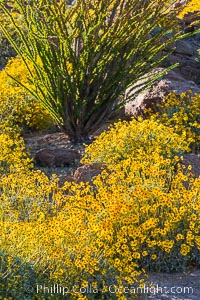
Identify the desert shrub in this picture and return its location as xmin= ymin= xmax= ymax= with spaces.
xmin=82 ymin=118 xmax=191 ymax=165
xmin=82 ymin=118 xmax=200 ymax=272
xmin=0 ymin=0 xmax=188 ymax=142
xmin=0 ymin=56 xmax=54 ymax=131
xmin=153 ymin=92 xmax=200 ymax=153
xmin=2 ymin=171 xmax=200 ymax=297
xmin=1 ymin=119 xmax=200 ymax=299
xmin=0 ymin=175 xmax=146 ymax=299
xmin=90 ymin=160 xmax=200 ymax=273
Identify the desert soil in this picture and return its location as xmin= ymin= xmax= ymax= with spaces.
xmin=145 ymin=268 xmax=200 ymax=300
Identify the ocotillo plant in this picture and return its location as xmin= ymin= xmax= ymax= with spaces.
xmin=0 ymin=0 xmax=191 ymax=142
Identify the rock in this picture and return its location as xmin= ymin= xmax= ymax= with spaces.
xmin=174 ymin=40 xmax=194 ymax=56
xmin=124 ymin=68 xmax=200 ymax=118
xmin=34 ymin=148 xmax=81 ymax=167
xmin=91 ymin=123 xmax=111 ymax=138
xmin=55 ymin=163 xmax=108 ymax=189
xmin=73 ymin=163 xmax=107 ymax=183
xmin=166 ymin=54 xmax=183 ymax=66
xmin=57 ymin=174 xmax=75 ymax=188
xmin=163 ymin=32 xmax=200 ymax=82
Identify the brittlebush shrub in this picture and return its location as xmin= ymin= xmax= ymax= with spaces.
xmin=153 ymin=93 xmax=200 ymax=152
xmin=82 ymin=118 xmax=191 ymax=165
xmin=0 ymin=57 xmax=53 ymax=131
xmin=1 ymin=120 xmax=200 ymax=299
xmin=82 ymin=119 xmax=200 ymax=271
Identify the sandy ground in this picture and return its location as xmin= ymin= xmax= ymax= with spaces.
xmin=146 ymin=268 xmax=200 ymax=300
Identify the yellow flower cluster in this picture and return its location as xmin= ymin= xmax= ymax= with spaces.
xmin=153 ymin=92 xmax=200 ymax=152
xmin=0 ymin=56 xmax=53 ymax=131
xmin=1 ymin=118 xmax=200 ymax=299
xmin=82 ymin=117 xmax=191 ymax=165
xmin=0 ymin=131 xmax=32 ymax=174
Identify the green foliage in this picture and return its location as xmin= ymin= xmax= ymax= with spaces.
xmin=0 ymin=251 xmax=39 ymax=300
xmin=0 ymin=0 xmax=189 ymax=141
